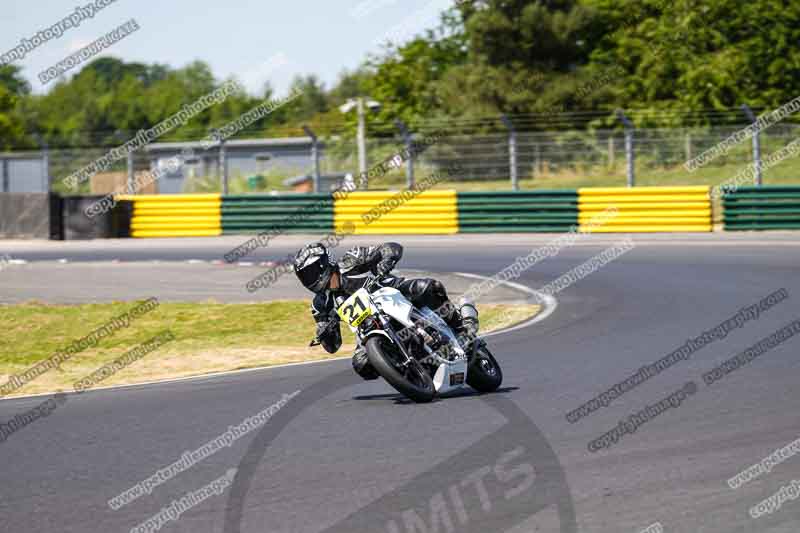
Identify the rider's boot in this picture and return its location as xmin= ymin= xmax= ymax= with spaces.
xmin=458 ymin=298 xmax=479 ymax=337
xmin=440 ymin=298 xmax=479 ymax=339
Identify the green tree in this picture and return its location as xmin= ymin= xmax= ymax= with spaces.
xmin=0 ymin=65 xmax=34 ymax=149
xmin=583 ymin=0 xmax=800 ymax=124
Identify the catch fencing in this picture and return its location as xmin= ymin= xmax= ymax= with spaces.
xmin=8 ymin=117 xmax=800 ymax=194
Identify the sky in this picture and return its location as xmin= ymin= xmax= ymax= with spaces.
xmin=1 ymin=0 xmax=453 ymax=96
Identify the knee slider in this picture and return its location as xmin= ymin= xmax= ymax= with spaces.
xmin=408 ymin=278 xmax=433 ymax=300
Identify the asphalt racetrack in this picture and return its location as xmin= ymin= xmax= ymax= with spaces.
xmin=1 ymin=233 xmax=799 ymax=533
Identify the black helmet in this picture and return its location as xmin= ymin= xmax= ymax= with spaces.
xmin=294 ymin=243 xmax=335 ymax=292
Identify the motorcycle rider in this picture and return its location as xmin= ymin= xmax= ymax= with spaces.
xmin=293 ymin=241 xmax=479 ymax=380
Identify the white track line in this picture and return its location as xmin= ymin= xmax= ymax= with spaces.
xmin=452 ymin=272 xmax=558 ymax=337
xmin=0 ymin=272 xmax=557 ymax=402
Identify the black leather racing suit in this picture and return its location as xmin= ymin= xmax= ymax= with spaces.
xmin=310 ymin=242 xmax=462 ymax=380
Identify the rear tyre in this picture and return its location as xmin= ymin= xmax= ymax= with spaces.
xmin=467 ymin=344 xmax=503 ymax=393
xmin=365 ymin=335 xmax=435 ymax=403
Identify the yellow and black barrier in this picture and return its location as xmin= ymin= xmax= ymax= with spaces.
xmin=334 ymin=190 xmax=458 ymax=234
xmin=578 ymin=186 xmax=712 ymax=232
xmin=116 ymin=194 xmax=221 ymax=237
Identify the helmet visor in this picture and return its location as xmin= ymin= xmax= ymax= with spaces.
xmin=297 ymin=255 xmax=328 ymax=291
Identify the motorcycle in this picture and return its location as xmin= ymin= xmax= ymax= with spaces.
xmin=311 ymin=276 xmax=503 ymax=403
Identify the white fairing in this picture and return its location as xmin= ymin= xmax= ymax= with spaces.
xmin=364 ymin=286 xmax=471 ymax=394
xmin=370 ymin=287 xmax=414 ymax=328
xmin=433 ymin=358 xmax=469 ymax=395
xmin=370 ymin=287 xmax=469 ymax=394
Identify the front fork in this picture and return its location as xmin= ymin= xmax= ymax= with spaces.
xmin=367 ymin=312 xmax=482 ymax=368
xmin=372 ymin=313 xmax=417 ymax=367
xmin=460 ymin=332 xmax=485 ymax=362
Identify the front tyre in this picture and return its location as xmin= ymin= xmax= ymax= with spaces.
xmin=467 ymin=344 xmax=503 ymax=393
xmin=365 ymin=335 xmax=435 ymax=403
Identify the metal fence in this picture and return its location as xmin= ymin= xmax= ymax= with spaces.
xmin=6 ymin=119 xmax=800 ymax=194
xmin=0 ymin=152 xmax=49 ymax=193
xmin=354 ymin=123 xmax=800 ymax=188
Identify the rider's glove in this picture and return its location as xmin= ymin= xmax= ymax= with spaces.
xmin=314 ymin=318 xmax=342 ymax=354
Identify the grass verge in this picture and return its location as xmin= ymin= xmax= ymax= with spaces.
xmin=0 ymin=300 xmax=539 ymax=398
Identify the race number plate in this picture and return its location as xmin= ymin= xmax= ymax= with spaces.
xmin=337 ymin=288 xmax=375 ymax=328
xmin=449 ymin=372 xmax=465 ymax=386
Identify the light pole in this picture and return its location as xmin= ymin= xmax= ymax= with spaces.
xmin=340 ymin=97 xmax=381 ymax=187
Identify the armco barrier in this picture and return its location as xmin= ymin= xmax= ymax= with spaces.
xmin=578 ymin=186 xmax=712 ymax=232
xmin=335 ymin=190 xmax=458 ymax=234
xmin=457 ymin=190 xmax=578 ymax=232
xmin=723 ymin=186 xmax=800 ymax=230
xmin=222 ymin=194 xmax=333 ymax=234
xmin=116 ymin=194 xmax=221 ymax=237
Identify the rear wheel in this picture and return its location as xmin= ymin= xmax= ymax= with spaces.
xmin=467 ymin=344 xmax=503 ymax=393
xmin=365 ymin=335 xmax=435 ymax=403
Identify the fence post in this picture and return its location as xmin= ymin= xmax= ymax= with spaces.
xmin=608 ymin=136 xmax=615 ymax=168
xmin=501 ymin=115 xmax=518 ymax=190
xmin=741 ymin=104 xmax=763 ymax=186
xmin=1 ymin=157 xmax=7 ymax=192
xmin=303 ymin=125 xmax=321 ymax=193
xmin=33 ymin=134 xmax=49 ymax=192
xmin=219 ymin=139 xmax=229 ymax=195
xmin=395 ymin=120 xmax=414 ymax=188
xmin=616 ymin=109 xmax=635 ymax=187
xmin=127 ymin=150 xmax=134 ymax=194
xmin=43 ymin=142 xmax=50 ymax=192
xmin=684 ymin=132 xmax=692 ymax=162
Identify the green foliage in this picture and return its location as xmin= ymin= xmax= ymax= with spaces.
xmin=0 ymin=0 xmax=798 ymax=153
xmin=583 ymin=0 xmax=800 ymax=120
xmin=0 ymin=66 xmax=29 ymax=150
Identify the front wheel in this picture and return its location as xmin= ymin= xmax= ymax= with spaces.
xmin=365 ymin=335 xmax=435 ymax=403
xmin=467 ymin=344 xmax=503 ymax=393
